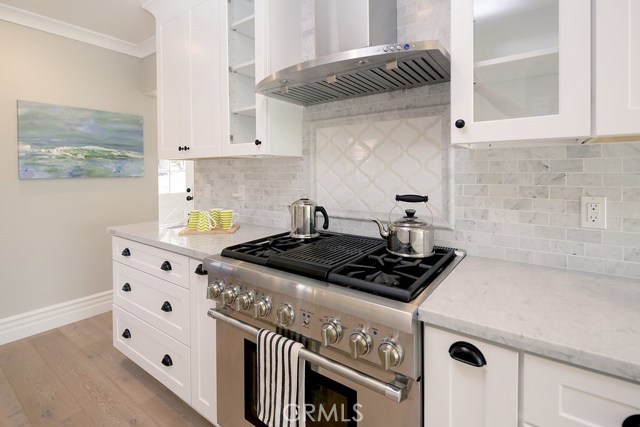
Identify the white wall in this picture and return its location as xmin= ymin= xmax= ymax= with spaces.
xmin=0 ymin=20 xmax=158 ymax=318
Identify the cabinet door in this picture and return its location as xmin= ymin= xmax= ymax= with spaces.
xmin=594 ymin=0 xmax=640 ymax=137
xmin=221 ymin=0 xmax=302 ymax=157
xmin=157 ymin=11 xmax=191 ymax=159
xmin=189 ymin=259 xmax=217 ymax=424
xmin=523 ymin=354 xmax=640 ymax=427
xmin=423 ymin=326 xmax=519 ymax=427
xmin=451 ymin=0 xmax=591 ymax=145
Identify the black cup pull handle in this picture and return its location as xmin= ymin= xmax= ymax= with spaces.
xmin=161 ymin=301 xmax=173 ymax=312
xmin=161 ymin=354 xmax=173 ymax=367
xmin=449 ymin=341 xmax=487 ymax=367
xmin=194 ymin=263 xmax=207 ymax=276
xmin=160 ymin=261 xmax=172 ymax=271
xmin=122 ymin=283 xmax=131 ymax=292
xmin=395 ymin=194 xmax=429 ymax=203
xmin=122 ymin=329 xmax=131 ymax=339
xmin=623 ymin=415 xmax=640 ymax=427
xmin=121 ymin=248 xmax=131 ymax=257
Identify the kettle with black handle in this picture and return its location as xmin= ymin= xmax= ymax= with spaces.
xmin=288 ymin=196 xmax=329 ymax=239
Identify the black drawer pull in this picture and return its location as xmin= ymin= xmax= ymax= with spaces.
xmin=122 ymin=329 xmax=131 ymax=339
xmin=121 ymin=248 xmax=131 ymax=257
xmin=122 ymin=283 xmax=131 ymax=292
xmin=160 ymin=261 xmax=172 ymax=271
xmin=623 ymin=415 xmax=640 ymax=427
xmin=161 ymin=354 xmax=173 ymax=367
xmin=449 ymin=341 xmax=487 ymax=367
xmin=194 ymin=263 xmax=207 ymax=276
xmin=161 ymin=301 xmax=173 ymax=312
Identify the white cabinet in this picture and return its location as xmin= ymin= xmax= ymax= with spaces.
xmin=594 ymin=0 xmax=640 ymax=137
xmin=189 ymin=259 xmax=217 ymax=424
xmin=146 ymin=0 xmax=225 ymax=159
xmin=220 ymin=0 xmax=303 ymax=157
xmin=423 ymin=326 xmax=519 ymax=427
xmin=523 ymin=354 xmax=640 ymax=427
xmin=112 ymin=237 xmax=217 ymax=424
xmin=451 ymin=0 xmax=591 ymax=146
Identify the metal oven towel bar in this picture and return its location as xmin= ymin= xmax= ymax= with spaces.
xmin=207 ymin=308 xmax=411 ymax=403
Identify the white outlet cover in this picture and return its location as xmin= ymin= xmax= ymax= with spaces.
xmin=580 ymin=196 xmax=607 ymax=229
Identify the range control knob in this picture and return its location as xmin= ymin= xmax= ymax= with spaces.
xmin=253 ymin=297 xmax=271 ymax=318
xmin=378 ymin=338 xmax=405 ymax=371
xmin=321 ymin=319 xmax=343 ymax=346
xmin=349 ymin=330 xmax=373 ymax=359
xmin=276 ymin=303 xmax=295 ymax=327
xmin=207 ymin=280 xmax=224 ymax=300
xmin=235 ymin=292 xmax=253 ymax=311
xmin=221 ymin=287 xmax=237 ymax=307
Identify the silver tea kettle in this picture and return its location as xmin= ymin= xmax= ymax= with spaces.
xmin=288 ymin=196 xmax=329 ymax=239
xmin=373 ymin=194 xmax=435 ymax=258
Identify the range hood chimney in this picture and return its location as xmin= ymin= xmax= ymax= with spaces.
xmin=256 ymin=0 xmax=450 ymax=107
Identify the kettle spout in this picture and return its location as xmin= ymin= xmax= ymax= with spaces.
xmin=372 ymin=219 xmax=389 ymax=238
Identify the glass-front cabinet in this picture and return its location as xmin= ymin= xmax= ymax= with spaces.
xmin=220 ymin=0 xmax=303 ymax=157
xmin=451 ymin=0 xmax=591 ymax=146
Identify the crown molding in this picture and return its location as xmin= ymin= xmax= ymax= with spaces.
xmin=0 ymin=3 xmax=155 ymax=58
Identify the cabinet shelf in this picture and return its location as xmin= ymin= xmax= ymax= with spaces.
xmin=231 ymin=60 xmax=255 ymax=78
xmin=231 ymin=14 xmax=255 ymax=38
xmin=232 ymin=105 xmax=256 ymax=117
xmin=474 ymin=47 xmax=559 ymax=84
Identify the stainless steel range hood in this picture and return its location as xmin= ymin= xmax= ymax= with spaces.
xmin=256 ymin=41 xmax=450 ymax=106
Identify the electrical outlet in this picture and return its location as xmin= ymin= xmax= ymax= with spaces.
xmin=580 ymin=196 xmax=607 ymax=229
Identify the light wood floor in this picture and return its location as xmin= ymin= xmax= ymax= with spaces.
xmin=0 ymin=311 xmax=212 ymax=427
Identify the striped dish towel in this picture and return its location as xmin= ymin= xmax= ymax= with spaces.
xmin=257 ymin=329 xmax=305 ymax=427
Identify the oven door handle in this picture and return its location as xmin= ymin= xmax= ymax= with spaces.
xmin=207 ymin=308 xmax=411 ymax=403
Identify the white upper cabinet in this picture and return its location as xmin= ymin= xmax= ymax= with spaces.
xmin=146 ymin=0 xmax=224 ymax=159
xmin=144 ymin=0 xmax=303 ymax=159
xmin=451 ymin=0 xmax=591 ymax=146
xmin=220 ymin=0 xmax=303 ymax=157
xmin=594 ymin=0 xmax=640 ymax=137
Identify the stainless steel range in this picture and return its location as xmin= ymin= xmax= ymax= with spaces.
xmin=204 ymin=231 xmax=465 ymax=426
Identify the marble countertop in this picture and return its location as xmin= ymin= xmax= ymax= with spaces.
xmin=419 ymin=255 xmax=640 ymax=383
xmin=108 ymin=221 xmax=285 ymax=260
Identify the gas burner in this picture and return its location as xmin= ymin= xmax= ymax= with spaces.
xmin=365 ymin=271 xmax=402 ymax=286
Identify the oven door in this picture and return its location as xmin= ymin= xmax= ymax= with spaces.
xmin=214 ymin=310 xmax=421 ymax=427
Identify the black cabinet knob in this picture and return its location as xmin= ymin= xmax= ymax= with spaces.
xmin=186 ymin=187 xmax=191 ymax=193
xmin=623 ymin=415 xmax=640 ymax=427
xmin=178 ymin=146 xmax=183 ymax=151
xmin=122 ymin=283 xmax=131 ymax=292
xmin=121 ymin=248 xmax=131 ymax=257
xmin=449 ymin=341 xmax=487 ymax=367
xmin=194 ymin=263 xmax=207 ymax=276
xmin=254 ymin=139 xmax=262 ymax=146
xmin=122 ymin=329 xmax=131 ymax=339
xmin=161 ymin=354 xmax=173 ymax=367
xmin=455 ymin=119 xmax=466 ymax=129
xmin=186 ymin=196 xmax=193 ymax=201
xmin=160 ymin=261 xmax=172 ymax=271
xmin=161 ymin=301 xmax=173 ymax=312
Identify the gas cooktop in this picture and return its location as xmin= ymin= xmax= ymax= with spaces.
xmin=221 ymin=231 xmax=457 ymax=302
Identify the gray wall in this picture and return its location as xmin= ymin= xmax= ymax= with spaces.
xmin=0 ymin=20 xmax=158 ymax=318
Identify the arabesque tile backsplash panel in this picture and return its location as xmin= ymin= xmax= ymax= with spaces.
xmin=195 ymin=0 xmax=640 ymax=279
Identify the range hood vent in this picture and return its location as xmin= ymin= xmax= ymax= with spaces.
xmin=256 ymin=41 xmax=450 ymax=107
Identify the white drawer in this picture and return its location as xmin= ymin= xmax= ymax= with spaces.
xmin=113 ymin=305 xmax=190 ymax=403
xmin=113 ymin=262 xmax=190 ymax=345
xmin=112 ymin=236 xmax=189 ymax=289
xmin=523 ymin=353 xmax=640 ymax=427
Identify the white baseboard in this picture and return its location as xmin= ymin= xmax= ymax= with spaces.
xmin=0 ymin=290 xmax=113 ymax=346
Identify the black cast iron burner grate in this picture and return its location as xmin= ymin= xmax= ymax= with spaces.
xmin=327 ymin=246 xmax=456 ymax=302
xmin=267 ymin=234 xmax=386 ymax=279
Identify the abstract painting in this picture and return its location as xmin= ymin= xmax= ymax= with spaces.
xmin=18 ymin=100 xmax=144 ymax=179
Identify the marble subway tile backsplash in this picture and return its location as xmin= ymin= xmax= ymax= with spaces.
xmin=443 ymin=141 xmax=640 ymax=278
